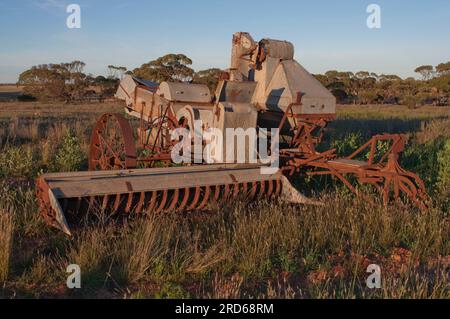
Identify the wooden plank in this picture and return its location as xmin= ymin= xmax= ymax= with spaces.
xmin=44 ymin=166 xmax=281 ymax=199
xmin=41 ymin=163 xmax=267 ymax=180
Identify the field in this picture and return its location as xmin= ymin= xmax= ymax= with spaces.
xmin=0 ymin=85 xmax=24 ymax=102
xmin=0 ymin=101 xmax=448 ymax=299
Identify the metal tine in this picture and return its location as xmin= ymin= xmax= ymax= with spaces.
xmin=166 ymin=188 xmax=180 ymax=212
xmin=249 ymin=182 xmax=258 ymax=199
xmin=125 ymin=192 xmax=134 ymax=213
xmin=101 ymin=195 xmax=109 ymax=210
xmin=113 ymin=194 xmax=122 ymax=212
xmin=196 ymin=186 xmax=211 ymax=210
xmin=267 ymin=180 xmax=274 ymax=197
xmin=258 ymin=181 xmax=266 ymax=198
xmin=222 ymin=184 xmax=230 ymax=203
xmin=88 ymin=196 xmax=95 ymax=210
xmin=154 ymin=190 xmax=168 ymax=214
xmin=135 ymin=192 xmax=146 ymax=213
xmin=232 ymin=183 xmax=239 ymax=197
xmin=242 ymin=183 xmax=248 ymax=198
xmin=213 ymin=185 xmax=221 ymax=201
xmin=275 ymin=179 xmax=281 ymax=196
xmin=187 ymin=187 xmax=201 ymax=211
xmin=176 ymin=188 xmax=190 ymax=212
xmin=145 ymin=191 xmax=158 ymax=215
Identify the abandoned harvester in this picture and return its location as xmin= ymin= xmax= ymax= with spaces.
xmin=36 ymin=32 xmax=429 ymax=235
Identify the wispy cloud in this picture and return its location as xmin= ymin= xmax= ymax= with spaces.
xmin=32 ymin=0 xmax=67 ymax=10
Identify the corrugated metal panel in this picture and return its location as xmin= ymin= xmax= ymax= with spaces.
xmin=132 ymin=77 xmax=158 ymax=88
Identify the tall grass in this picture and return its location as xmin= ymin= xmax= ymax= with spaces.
xmin=0 ymin=208 xmax=13 ymax=283
xmin=0 ymin=103 xmax=448 ymax=298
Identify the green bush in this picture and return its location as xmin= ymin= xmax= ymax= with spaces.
xmin=53 ymin=129 xmax=85 ymax=172
xmin=331 ymin=132 xmax=363 ymax=157
xmin=403 ymin=138 xmax=446 ymax=190
xmin=0 ymin=146 xmax=36 ymax=178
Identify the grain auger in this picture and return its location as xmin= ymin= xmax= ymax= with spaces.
xmin=36 ymin=32 xmax=429 ymax=235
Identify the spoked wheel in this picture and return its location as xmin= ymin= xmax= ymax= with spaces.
xmin=89 ymin=113 xmax=137 ymax=171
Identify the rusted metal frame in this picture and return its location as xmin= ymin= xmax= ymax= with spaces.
xmin=347 ymin=134 xmax=406 ymax=166
xmin=149 ymin=103 xmax=171 ymax=154
xmin=346 ymin=138 xmax=374 ymax=161
xmin=307 ymin=161 xmax=359 ymax=194
xmin=150 ymin=109 xmax=168 ymax=154
xmin=309 ymin=156 xmax=428 ymax=208
xmin=278 ymin=96 xmax=333 ymax=154
xmin=141 ymin=93 xmax=156 ymax=148
xmin=280 ymin=148 xmax=336 ymax=175
xmin=378 ymin=135 xmax=405 ymax=165
xmin=277 ymin=102 xmax=297 ymax=137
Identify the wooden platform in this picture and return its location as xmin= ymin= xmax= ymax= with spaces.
xmin=40 ymin=164 xmax=281 ymax=199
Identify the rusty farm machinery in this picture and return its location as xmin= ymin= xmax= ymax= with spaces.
xmin=36 ymin=32 xmax=429 ymax=235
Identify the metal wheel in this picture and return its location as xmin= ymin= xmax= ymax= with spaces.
xmin=89 ymin=113 xmax=137 ymax=170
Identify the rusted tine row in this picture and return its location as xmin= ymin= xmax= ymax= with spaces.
xmin=67 ymin=179 xmax=283 ymax=216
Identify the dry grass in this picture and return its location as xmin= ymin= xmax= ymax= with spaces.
xmin=0 ymin=208 xmax=14 ymax=283
xmin=0 ymin=85 xmax=23 ymax=92
xmin=0 ymin=101 xmax=120 ymax=119
xmin=337 ymin=104 xmax=450 ymax=120
xmin=0 ymin=102 xmax=449 ymax=299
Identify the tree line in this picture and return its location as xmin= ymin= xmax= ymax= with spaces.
xmin=18 ymin=55 xmax=449 ymax=106
xmin=315 ymin=63 xmax=450 ymax=107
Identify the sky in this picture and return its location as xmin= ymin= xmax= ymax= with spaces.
xmin=0 ymin=0 xmax=449 ymax=83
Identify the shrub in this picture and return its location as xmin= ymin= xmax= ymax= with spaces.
xmin=331 ymin=132 xmax=363 ymax=157
xmin=403 ymin=138 xmax=446 ymax=189
xmin=0 ymin=145 xmax=36 ymax=178
xmin=53 ymin=129 xmax=85 ymax=172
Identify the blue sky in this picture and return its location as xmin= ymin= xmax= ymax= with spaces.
xmin=0 ymin=0 xmax=449 ymax=82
